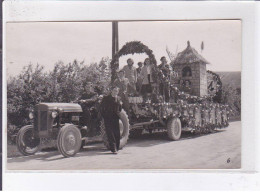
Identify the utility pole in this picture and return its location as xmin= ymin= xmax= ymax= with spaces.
xmin=111 ymin=21 xmax=119 ymax=83
xmin=112 ymin=21 xmax=119 ymax=58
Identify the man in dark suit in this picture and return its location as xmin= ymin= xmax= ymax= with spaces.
xmin=100 ymin=87 xmax=122 ymax=154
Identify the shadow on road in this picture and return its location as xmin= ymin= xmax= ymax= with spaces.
xmin=126 ymin=130 xmax=225 ymax=148
xmin=7 ymin=129 xmax=226 ymax=162
xmin=7 ymin=144 xmax=117 ymax=163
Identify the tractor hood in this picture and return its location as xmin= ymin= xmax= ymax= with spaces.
xmin=36 ymin=103 xmax=82 ymax=112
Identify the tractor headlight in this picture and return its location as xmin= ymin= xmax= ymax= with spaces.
xmin=29 ymin=112 xmax=34 ymax=119
xmin=51 ymin=111 xmax=58 ymax=118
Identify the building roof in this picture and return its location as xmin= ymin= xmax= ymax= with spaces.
xmin=172 ymin=41 xmax=210 ymax=65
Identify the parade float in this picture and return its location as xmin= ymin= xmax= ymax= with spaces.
xmin=110 ymin=40 xmax=229 ymax=139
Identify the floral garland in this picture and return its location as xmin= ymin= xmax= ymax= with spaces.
xmin=139 ymin=84 xmax=231 ymax=132
xmin=168 ymin=85 xmax=230 ymax=131
xmin=170 ymin=85 xmax=213 ymax=103
xmin=110 ymin=41 xmax=157 ymax=82
xmin=146 ymin=100 xmax=230 ymax=133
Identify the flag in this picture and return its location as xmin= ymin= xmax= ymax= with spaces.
xmin=201 ymin=41 xmax=204 ymax=51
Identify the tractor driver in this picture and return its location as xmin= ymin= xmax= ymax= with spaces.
xmin=79 ymin=82 xmax=99 ymax=103
xmin=79 ymin=82 xmax=99 ymax=136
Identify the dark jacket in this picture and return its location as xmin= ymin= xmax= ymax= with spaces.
xmin=100 ymin=95 xmax=122 ymax=118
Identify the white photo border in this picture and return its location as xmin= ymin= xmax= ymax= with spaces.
xmin=2 ymin=0 xmax=259 ymax=190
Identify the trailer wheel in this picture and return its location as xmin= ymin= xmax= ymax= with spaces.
xmin=100 ymin=109 xmax=130 ymax=150
xmin=16 ymin=125 xmax=40 ymax=156
xmin=167 ymin=117 xmax=182 ymax=140
xmin=57 ymin=124 xmax=82 ymax=157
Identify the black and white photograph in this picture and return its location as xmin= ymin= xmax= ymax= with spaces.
xmin=5 ymin=20 xmax=241 ymax=170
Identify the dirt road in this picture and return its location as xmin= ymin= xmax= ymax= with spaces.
xmin=7 ymin=121 xmax=241 ymax=170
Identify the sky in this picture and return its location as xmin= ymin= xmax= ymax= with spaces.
xmin=6 ymin=20 xmax=241 ymax=76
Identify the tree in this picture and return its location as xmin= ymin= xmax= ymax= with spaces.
xmin=221 ymin=83 xmax=241 ymax=116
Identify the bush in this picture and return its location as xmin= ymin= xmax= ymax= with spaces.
xmin=221 ymin=83 xmax=241 ymax=117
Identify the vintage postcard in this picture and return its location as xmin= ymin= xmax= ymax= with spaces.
xmin=5 ymin=20 xmax=241 ymax=170
xmin=3 ymin=0 xmax=260 ymax=191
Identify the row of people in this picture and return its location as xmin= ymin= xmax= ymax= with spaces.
xmin=113 ymin=56 xmax=173 ymax=105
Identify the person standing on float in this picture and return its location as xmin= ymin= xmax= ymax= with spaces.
xmin=140 ymin=58 xmax=157 ymax=102
xmin=158 ymin=56 xmax=172 ymax=102
xmin=122 ymin=58 xmax=137 ymax=94
xmin=136 ymin=62 xmax=143 ymax=93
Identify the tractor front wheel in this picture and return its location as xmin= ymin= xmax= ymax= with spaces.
xmin=16 ymin=125 xmax=41 ymax=156
xmin=57 ymin=124 xmax=82 ymax=157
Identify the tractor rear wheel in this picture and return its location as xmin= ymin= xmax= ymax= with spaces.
xmin=101 ymin=109 xmax=130 ymax=150
xmin=57 ymin=124 xmax=82 ymax=157
xmin=16 ymin=125 xmax=40 ymax=156
xmin=167 ymin=117 xmax=182 ymax=141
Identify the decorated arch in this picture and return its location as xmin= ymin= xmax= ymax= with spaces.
xmin=110 ymin=41 xmax=157 ymax=82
